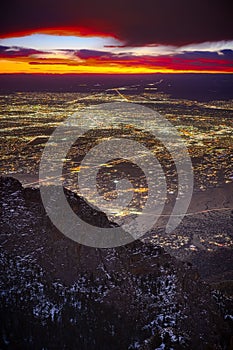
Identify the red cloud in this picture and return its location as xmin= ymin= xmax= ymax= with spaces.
xmin=1 ymin=0 xmax=233 ymax=46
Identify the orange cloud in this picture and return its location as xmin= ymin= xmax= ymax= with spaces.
xmin=0 ymin=46 xmax=232 ymax=74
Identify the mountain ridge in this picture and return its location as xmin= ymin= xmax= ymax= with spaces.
xmin=0 ymin=176 xmax=231 ymax=349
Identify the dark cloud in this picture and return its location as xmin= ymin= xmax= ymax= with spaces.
xmin=0 ymin=45 xmax=42 ymax=57
xmin=76 ymin=49 xmax=133 ymax=61
xmin=1 ymin=0 xmax=233 ymax=46
xmin=175 ymin=50 xmax=233 ymax=61
xmin=77 ymin=49 xmax=115 ymax=59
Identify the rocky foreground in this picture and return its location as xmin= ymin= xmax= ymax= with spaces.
xmin=0 ymin=176 xmax=232 ymax=349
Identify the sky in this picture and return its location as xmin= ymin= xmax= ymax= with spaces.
xmin=0 ymin=0 xmax=233 ymax=74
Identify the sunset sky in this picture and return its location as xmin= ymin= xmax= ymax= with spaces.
xmin=1 ymin=0 xmax=233 ymax=74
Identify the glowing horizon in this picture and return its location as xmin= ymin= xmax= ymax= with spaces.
xmin=0 ymin=34 xmax=233 ymax=74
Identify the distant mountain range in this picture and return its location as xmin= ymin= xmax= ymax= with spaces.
xmin=0 ymin=73 xmax=233 ymax=101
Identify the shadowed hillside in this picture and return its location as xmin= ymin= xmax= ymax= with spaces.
xmin=0 ymin=177 xmax=232 ymax=349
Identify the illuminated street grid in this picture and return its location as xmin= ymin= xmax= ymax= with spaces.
xmin=1 ymin=91 xmax=232 ymax=253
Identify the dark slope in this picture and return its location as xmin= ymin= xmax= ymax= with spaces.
xmin=0 ymin=177 xmax=231 ymax=349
